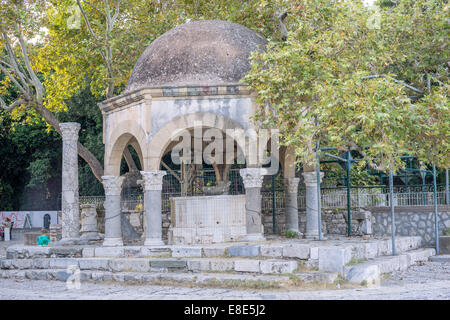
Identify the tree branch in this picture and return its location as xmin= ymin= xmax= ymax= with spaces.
xmin=0 ymin=97 xmax=25 ymax=112
xmin=16 ymin=25 xmax=45 ymax=104
xmin=362 ymin=74 xmax=424 ymax=94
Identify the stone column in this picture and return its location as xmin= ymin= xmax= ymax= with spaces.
xmin=285 ymin=177 xmax=301 ymax=234
xmin=60 ymin=122 xmax=81 ymax=240
xmin=141 ymin=170 xmax=166 ymax=246
xmin=102 ymin=175 xmax=125 ymax=246
xmin=302 ymin=171 xmax=324 ymax=239
xmin=240 ymin=168 xmax=265 ymax=241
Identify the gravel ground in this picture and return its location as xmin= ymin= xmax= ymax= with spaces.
xmin=0 ymin=261 xmax=449 ymax=300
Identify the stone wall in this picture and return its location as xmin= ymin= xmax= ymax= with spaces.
xmin=263 ymin=208 xmax=369 ymax=236
xmin=263 ymin=205 xmax=450 ymax=245
xmin=371 ymin=206 xmax=450 ymax=245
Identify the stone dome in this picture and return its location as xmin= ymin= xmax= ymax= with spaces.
xmin=125 ymin=20 xmax=267 ymax=91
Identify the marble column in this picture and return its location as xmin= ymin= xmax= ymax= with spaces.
xmin=285 ymin=177 xmax=301 ymax=234
xmin=302 ymin=171 xmax=324 ymax=239
xmin=102 ymin=175 xmax=125 ymax=246
xmin=240 ymin=168 xmax=265 ymax=241
xmin=141 ymin=170 xmax=166 ymax=246
xmin=60 ymin=122 xmax=81 ymax=240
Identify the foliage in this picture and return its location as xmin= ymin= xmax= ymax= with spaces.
xmin=244 ymin=0 xmax=449 ymax=173
xmin=284 ymin=229 xmax=299 ymax=238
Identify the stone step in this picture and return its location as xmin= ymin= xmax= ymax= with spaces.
xmin=343 ymin=248 xmax=436 ymax=286
xmin=6 ymin=236 xmax=423 ymax=262
xmin=429 ymin=255 xmax=450 ymax=263
xmin=0 ymin=256 xmax=312 ymax=275
xmin=0 ymin=268 xmax=339 ymax=286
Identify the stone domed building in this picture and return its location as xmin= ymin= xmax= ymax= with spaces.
xmin=96 ymin=20 xmax=318 ymax=247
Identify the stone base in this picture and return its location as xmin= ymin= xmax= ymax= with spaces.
xmin=80 ymin=233 xmax=102 ymax=240
xmin=144 ymin=238 xmax=165 ymax=246
xmin=58 ymin=237 xmax=80 ymax=245
xmin=305 ymin=232 xmax=319 ymax=240
xmin=102 ymin=237 xmax=123 ymax=247
xmin=242 ymin=233 xmax=266 ymax=241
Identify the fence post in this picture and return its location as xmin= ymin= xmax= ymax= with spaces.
xmin=389 ymin=171 xmax=396 ymax=256
xmin=433 ymin=165 xmax=440 ymax=255
xmin=272 ymin=174 xmax=276 ymax=234
xmin=446 ymin=169 xmax=449 ymax=205
xmin=317 ymin=153 xmax=323 ymax=240
xmin=346 ymin=151 xmax=352 ymax=237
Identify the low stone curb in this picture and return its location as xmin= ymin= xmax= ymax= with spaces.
xmin=0 ymin=257 xmax=304 ymax=275
xmin=344 ymin=248 xmax=436 ymax=286
xmin=0 ymin=269 xmax=338 ymax=285
xmin=429 ymin=255 xmax=450 ymax=263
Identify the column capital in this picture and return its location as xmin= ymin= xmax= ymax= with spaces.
xmin=102 ymin=175 xmax=125 ymax=196
xmin=240 ymin=168 xmax=264 ymax=189
xmin=60 ymin=122 xmax=81 ymax=141
xmin=140 ymin=170 xmax=167 ymax=191
xmin=302 ymin=171 xmax=324 ymax=187
xmin=285 ymin=177 xmax=300 ymax=193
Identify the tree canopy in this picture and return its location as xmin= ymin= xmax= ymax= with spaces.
xmin=244 ymin=0 xmax=449 ymax=172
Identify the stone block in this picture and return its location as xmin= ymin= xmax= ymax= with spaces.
xmin=210 ymin=259 xmax=234 ymax=272
xmin=112 ymin=274 xmax=125 ymax=282
xmin=344 ymin=263 xmax=380 ymax=286
xmin=108 ymin=259 xmax=151 ymax=272
xmin=25 ymin=246 xmax=51 ymax=257
xmin=49 ymin=247 xmax=83 ymax=258
xmin=11 ymin=259 xmax=33 ymax=269
xmin=0 ymin=259 xmax=12 ymax=269
xmin=260 ymin=245 xmax=283 ymax=258
xmin=32 ymin=259 xmax=50 ymax=269
xmin=49 ymin=258 xmax=79 ymax=269
xmin=56 ymin=270 xmax=71 ymax=282
xmin=260 ymin=260 xmax=298 ymax=274
xmin=282 ymin=244 xmax=310 ymax=259
xmin=91 ymin=271 xmax=106 ymax=282
xmin=227 ymin=245 xmax=260 ymax=257
xmin=78 ymin=258 xmax=110 ymax=270
xmin=318 ymin=246 xmax=352 ymax=274
xmin=234 ymin=259 xmax=260 ymax=272
xmin=82 ymin=247 xmax=95 ymax=258
xmin=364 ymin=242 xmax=379 ymax=259
xmin=140 ymin=247 xmax=171 ymax=257
xmin=150 ymin=259 xmax=187 ymax=269
xmin=310 ymin=247 xmax=319 ymax=260
xmin=94 ymin=247 xmax=124 ymax=257
xmin=202 ymin=247 xmax=226 ymax=257
xmin=172 ymin=247 xmax=202 ymax=258
xmin=187 ymin=259 xmax=211 ymax=271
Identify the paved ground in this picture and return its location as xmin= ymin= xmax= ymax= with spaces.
xmin=0 ymin=261 xmax=449 ymax=300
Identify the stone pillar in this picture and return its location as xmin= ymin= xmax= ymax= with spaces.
xmin=141 ymin=170 xmax=166 ymax=246
xmin=240 ymin=168 xmax=265 ymax=241
xmin=102 ymin=175 xmax=125 ymax=246
xmin=80 ymin=204 xmax=100 ymax=240
xmin=302 ymin=171 xmax=324 ymax=239
xmin=285 ymin=177 xmax=301 ymax=234
xmin=60 ymin=122 xmax=81 ymax=240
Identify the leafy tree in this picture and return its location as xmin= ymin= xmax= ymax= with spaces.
xmin=244 ymin=0 xmax=449 ymax=173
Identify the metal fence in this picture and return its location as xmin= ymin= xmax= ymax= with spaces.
xmin=79 ymin=170 xmax=448 ymax=212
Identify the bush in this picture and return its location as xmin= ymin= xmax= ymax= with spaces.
xmin=284 ymin=230 xmax=298 ymax=238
